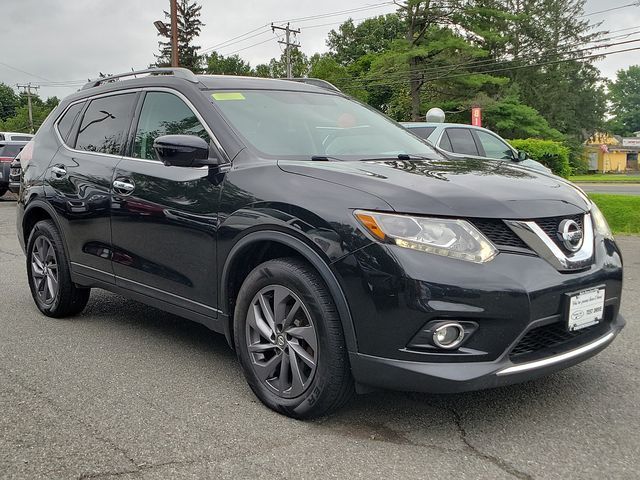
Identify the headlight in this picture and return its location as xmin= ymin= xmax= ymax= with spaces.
xmin=354 ymin=210 xmax=498 ymax=263
xmin=591 ymin=203 xmax=613 ymax=239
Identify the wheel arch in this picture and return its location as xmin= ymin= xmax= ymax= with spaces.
xmin=22 ymin=200 xmax=69 ymax=259
xmin=220 ymin=230 xmax=358 ymax=353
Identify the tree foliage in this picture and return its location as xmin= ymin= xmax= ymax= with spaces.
xmin=608 ymin=65 xmax=640 ymax=136
xmin=510 ymin=138 xmax=571 ymax=177
xmin=154 ymin=0 xmax=204 ymax=72
xmin=0 ymin=83 xmax=20 ymax=122
xmin=0 ymin=88 xmax=59 ymax=133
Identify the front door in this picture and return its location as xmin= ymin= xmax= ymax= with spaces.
xmin=45 ymin=92 xmax=138 ymax=283
xmin=110 ymin=90 xmax=220 ymax=318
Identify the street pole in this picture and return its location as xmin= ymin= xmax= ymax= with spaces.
xmin=170 ymin=0 xmax=179 ymax=67
xmin=16 ymin=83 xmax=39 ymax=134
xmin=271 ymin=23 xmax=300 ymax=78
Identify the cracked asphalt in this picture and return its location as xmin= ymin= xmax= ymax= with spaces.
xmin=1 ymin=197 xmax=639 ymax=480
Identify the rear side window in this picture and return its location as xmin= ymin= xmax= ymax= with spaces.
xmin=75 ymin=93 xmax=136 ymax=155
xmin=11 ymin=135 xmax=33 ymax=141
xmin=0 ymin=144 xmax=23 ymax=158
xmin=56 ymin=102 xmax=85 ymax=144
xmin=443 ymin=128 xmax=479 ymax=156
xmin=132 ymin=92 xmax=209 ymax=160
xmin=407 ymin=126 xmax=436 ymax=139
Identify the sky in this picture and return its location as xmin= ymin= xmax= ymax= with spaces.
xmin=0 ymin=0 xmax=639 ymax=101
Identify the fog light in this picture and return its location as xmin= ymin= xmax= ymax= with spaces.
xmin=433 ymin=323 xmax=465 ymax=349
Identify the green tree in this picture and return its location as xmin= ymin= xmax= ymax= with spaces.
xmin=154 ymin=0 xmax=204 ymax=72
xmin=326 ymin=14 xmax=405 ymax=65
xmin=608 ymin=65 xmax=640 ymax=136
xmin=204 ymin=52 xmax=252 ymax=76
xmin=0 ymin=83 xmax=19 ymax=122
xmin=0 ymin=95 xmax=59 ymax=133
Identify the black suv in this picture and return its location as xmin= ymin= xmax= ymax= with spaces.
xmin=15 ymin=68 xmax=624 ymax=419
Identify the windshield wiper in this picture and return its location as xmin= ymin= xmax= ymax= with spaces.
xmin=311 ymin=155 xmax=343 ymax=161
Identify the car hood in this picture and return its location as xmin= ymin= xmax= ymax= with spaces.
xmin=278 ymin=157 xmax=590 ymax=219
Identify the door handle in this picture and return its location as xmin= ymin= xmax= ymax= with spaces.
xmin=113 ymin=180 xmax=135 ymax=194
xmin=51 ymin=165 xmax=66 ymax=177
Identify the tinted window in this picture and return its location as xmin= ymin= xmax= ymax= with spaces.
xmin=0 ymin=144 xmax=23 ymax=157
xmin=439 ymin=131 xmax=453 ymax=151
xmin=75 ymin=93 xmax=136 ymax=154
xmin=407 ymin=126 xmax=436 ymax=139
xmin=133 ymin=92 xmax=209 ymax=160
xmin=475 ymin=130 xmax=513 ymax=160
xmin=444 ymin=128 xmax=479 ymax=156
xmin=57 ymin=102 xmax=85 ymax=144
xmin=11 ymin=135 xmax=32 ymax=141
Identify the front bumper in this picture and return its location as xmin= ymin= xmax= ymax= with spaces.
xmin=349 ymin=314 xmax=624 ymax=393
xmin=333 ymin=233 xmax=624 ymax=392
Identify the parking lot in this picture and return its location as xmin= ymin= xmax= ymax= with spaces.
xmin=0 ymin=199 xmax=638 ymax=480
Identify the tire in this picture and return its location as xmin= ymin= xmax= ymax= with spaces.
xmin=234 ymin=257 xmax=354 ymax=419
xmin=0 ymin=187 xmax=7 ymax=197
xmin=26 ymin=220 xmax=90 ymax=318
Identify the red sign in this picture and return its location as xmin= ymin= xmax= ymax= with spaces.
xmin=471 ymin=107 xmax=482 ymax=127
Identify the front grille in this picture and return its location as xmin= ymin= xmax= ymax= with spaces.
xmin=534 ymin=214 xmax=584 ymax=253
xmin=510 ymin=320 xmax=602 ymax=359
xmin=471 ymin=219 xmax=529 ymax=249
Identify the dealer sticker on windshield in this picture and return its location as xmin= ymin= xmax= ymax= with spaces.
xmin=567 ymin=287 xmax=605 ymax=331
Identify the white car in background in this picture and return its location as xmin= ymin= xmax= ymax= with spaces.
xmin=0 ymin=132 xmax=34 ymax=142
xmin=401 ymin=122 xmax=551 ymax=173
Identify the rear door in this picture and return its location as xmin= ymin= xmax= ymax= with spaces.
xmin=110 ymin=89 xmax=220 ymax=317
xmin=438 ymin=127 xmax=481 ymax=156
xmin=45 ymin=91 xmax=138 ymax=282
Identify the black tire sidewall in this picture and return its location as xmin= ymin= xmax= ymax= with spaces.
xmin=234 ymin=259 xmax=347 ymax=419
xmin=26 ymin=221 xmax=69 ymax=316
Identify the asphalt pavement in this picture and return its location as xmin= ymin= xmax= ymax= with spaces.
xmin=575 ymin=183 xmax=640 ymax=195
xmin=1 ymin=199 xmax=639 ymax=480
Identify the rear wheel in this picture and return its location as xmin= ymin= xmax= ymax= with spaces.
xmin=26 ymin=220 xmax=90 ymax=317
xmin=0 ymin=187 xmax=8 ymax=197
xmin=234 ymin=258 xmax=353 ymax=419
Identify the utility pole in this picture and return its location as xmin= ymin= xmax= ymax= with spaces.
xmin=271 ymin=23 xmax=300 ymax=78
xmin=170 ymin=0 xmax=179 ymax=66
xmin=16 ymin=83 xmax=39 ymax=134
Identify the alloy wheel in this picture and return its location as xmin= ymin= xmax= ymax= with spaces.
xmin=31 ymin=236 xmax=59 ymax=305
xmin=245 ymin=285 xmax=318 ymax=398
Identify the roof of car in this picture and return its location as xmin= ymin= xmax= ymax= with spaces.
xmin=195 ymin=75 xmax=335 ymax=93
xmin=401 ymin=122 xmax=488 ymax=129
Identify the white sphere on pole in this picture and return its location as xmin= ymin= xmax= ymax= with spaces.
xmin=425 ymin=108 xmax=446 ymax=123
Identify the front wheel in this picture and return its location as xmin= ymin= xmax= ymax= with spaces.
xmin=234 ymin=258 xmax=353 ymax=419
xmin=26 ymin=220 xmax=90 ymax=318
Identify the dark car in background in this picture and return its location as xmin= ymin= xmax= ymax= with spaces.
xmin=15 ymin=68 xmax=624 ymax=419
xmin=0 ymin=140 xmax=28 ymax=197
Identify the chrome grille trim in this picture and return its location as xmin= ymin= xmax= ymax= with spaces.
xmin=504 ymin=214 xmax=594 ymax=271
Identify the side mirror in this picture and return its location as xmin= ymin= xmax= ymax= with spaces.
xmin=153 ymin=134 xmax=217 ymax=167
xmin=513 ymin=150 xmax=528 ymax=162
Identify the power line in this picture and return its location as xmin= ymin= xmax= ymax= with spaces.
xmin=200 ymin=1 xmax=395 ymax=55
xmin=343 ymin=45 xmax=640 ymax=89
xmin=341 ymin=34 xmax=640 ymax=86
xmin=580 ymin=1 xmax=640 ymax=17
xmin=273 ymin=1 xmax=394 ymax=24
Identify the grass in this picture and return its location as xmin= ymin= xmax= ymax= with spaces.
xmin=589 ymin=194 xmax=640 ymax=235
xmin=570 ymin=174 xmax=640 ymax=183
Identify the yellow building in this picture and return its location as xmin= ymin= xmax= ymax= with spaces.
xmin=584 ymin=132 xmax=639 ymax=172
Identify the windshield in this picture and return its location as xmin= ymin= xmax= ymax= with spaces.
xmin=208 ymin=89 xmax=439 ymax=160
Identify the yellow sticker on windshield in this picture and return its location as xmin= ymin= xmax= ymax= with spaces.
xmin=211 ymin=92 xmax=245 ymax=101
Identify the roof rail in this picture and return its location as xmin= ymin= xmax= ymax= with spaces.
xmin=283 ymin=78 xmax=341 ymax=92
xmin=81 ymin=67 xmax=199 ymax=90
